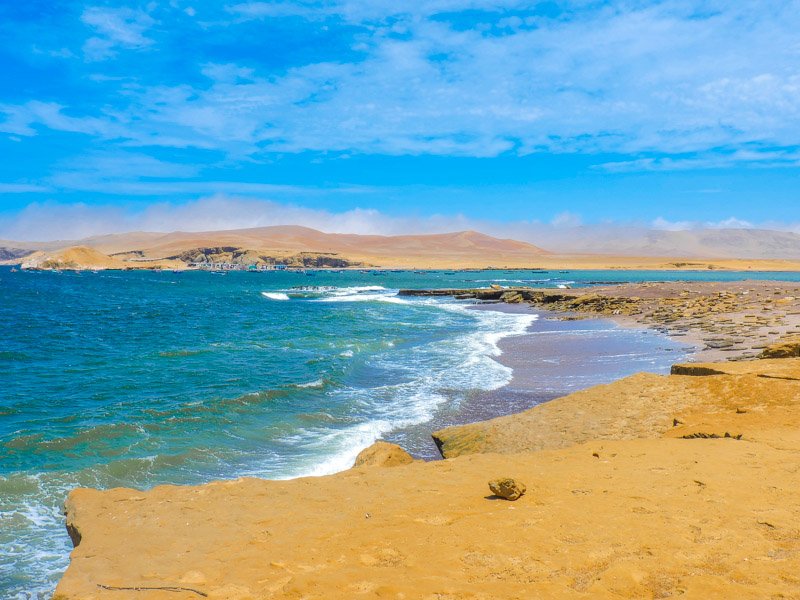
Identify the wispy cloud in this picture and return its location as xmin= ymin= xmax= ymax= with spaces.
xmin=5 ymin=1 xmax=800 ymax=167
xmin=0 ymin=101 xmax=125 ymax=138
xmin=81 ymin=6 xmax=156 ymax=61
xmin=40 ymin=150 xmax=377 ymax=197
xmin=0 ymin=183 xmax=52 ymax=193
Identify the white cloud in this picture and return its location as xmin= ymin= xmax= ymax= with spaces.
xmin=707 ymin=217 xmax=754 ymax=229
xmin=0 ymin=101 xmax=125 ymax=138
xmin=653 ymin=216 xmax=756 ymax=231
xmin=551 ymin=211 xmax=582 ymax=228
xmin=652 ymin=217 xmax=697 ymax=231
xmin=81 ymin=6 xmax=156 ymax=61
xmin=6 ymin=1 xmax=800 ymax=167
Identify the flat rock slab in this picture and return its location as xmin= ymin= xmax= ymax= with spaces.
xmin=56 ymin=438 xmax=800 ymax=599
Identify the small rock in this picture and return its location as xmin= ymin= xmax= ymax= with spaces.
xmin=353 ymin=441 xmax=414 ymax=468
xmin=488 ymin=478 xmax=526 ymax=501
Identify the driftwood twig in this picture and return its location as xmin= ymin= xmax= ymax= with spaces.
xmin=97 ymin=584 xmax=208 ymax=597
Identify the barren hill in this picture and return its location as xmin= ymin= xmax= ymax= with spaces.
xmin=7 ymin=226 xmax=800 ymax=270
xmin=48 ymin=226 xmax=552 ymax=269
xmin=19 ymin=246 xmax=127 ymax=270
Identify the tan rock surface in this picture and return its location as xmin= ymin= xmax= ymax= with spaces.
xmin=433 ymin=359 xmax=800 ymax=458
xmin=759 ymin=336 xmax=800 ymax=358
xmin=352 ymin=441 xmax=414 ymax=468
xmin=53 ymin=358 xmax=800 ymax=599
xmin=55 ymin=436 xmax=800 ymax=599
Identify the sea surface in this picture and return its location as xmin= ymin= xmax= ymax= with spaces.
xmin=4 ymin=267 xmax=800 ymax=597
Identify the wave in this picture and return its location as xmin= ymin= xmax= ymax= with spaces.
xmin=262 ymin=286 xmax=393 ymax=302
xmin=280 ymin=301 xmax=538 ymax=478
xmin=291 ymin=378 xmax=326 ymax=389
xmin=262 ymin=292 xmax=290 ymax=301
xmin=315 ymin=292 xmax=408 ymax=304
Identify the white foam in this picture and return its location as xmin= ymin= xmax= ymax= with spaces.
xmin=328 ymin=285 xmax=387 ymax=295
xmin=316 ymin=292 xmax=409 ymax=304
xmin=279 ymin=298 xmax=539 ymax=479
xmin=262 ymin=292 xmax=290 ymax=301
xmin=295 ymin=378 xmax=325 ymax=388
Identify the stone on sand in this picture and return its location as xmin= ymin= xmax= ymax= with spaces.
xmin=488 ymin=477 xmax=526 ymax=500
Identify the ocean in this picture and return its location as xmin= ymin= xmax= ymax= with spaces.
xmin=3 ymin=267 xmax=800 ymax=597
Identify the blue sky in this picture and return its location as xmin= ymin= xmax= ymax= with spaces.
xmin=2 ymin=0 xmax=800 ymax=240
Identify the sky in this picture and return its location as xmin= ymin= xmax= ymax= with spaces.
xmin=2 ymin=0 xmax=800 ymax=240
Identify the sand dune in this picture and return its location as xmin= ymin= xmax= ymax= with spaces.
xmin=86 ymin=226 xmax=550 ymax=266
xmin=19 ymin=246 xmax=185 ymax=271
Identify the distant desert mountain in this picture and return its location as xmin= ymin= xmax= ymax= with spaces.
xmin=5 ymin=227 xmax=550 ymax=269
xmin=83 ymin=226 xmax=548 ymax=258
xmin=7 ymin=225 xmax=800 ymax=271
xmin=535 ymin=228 xmax=800 ymax=259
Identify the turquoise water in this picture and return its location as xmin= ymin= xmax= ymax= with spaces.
xmin=3 ymin=267 xmax=800 ymax=597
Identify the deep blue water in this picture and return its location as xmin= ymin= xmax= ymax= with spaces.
xmin=2 ymin=267 xmax=800 ymax=597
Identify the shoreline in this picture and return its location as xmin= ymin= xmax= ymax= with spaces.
xmin=54 ymin=352 xmax=800 ymax=598
xmin=404 ymin=280 xmax=800 ymax=363
xmin=49 ymin=280 xmax=800 ymax=598
xmin=382 ymin=300 xmax=687 ymax=460
xmin=28 ymin=279 xmax=800 ymax=597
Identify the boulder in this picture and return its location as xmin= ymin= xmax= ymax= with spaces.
xmin=353 ymin=441 xmax=414 ymax=468
xmin=760 ymin=337 xmax=800 ymax=359
xmin=488 ymin=478 xmax=526 ymax=500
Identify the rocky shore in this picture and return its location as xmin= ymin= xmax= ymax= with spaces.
xmin=402 ymin=280 xmax=800 ymax=362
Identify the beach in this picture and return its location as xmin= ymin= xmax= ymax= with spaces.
xmin=3 ymin=270 xmax=800 ymax=598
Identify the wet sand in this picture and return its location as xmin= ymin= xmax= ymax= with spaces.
xmin=386 ymin=302 xmax=687 ymax=459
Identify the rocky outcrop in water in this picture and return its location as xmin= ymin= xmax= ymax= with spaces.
xmin=404 ymin=281 xmax=800 ymax=362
